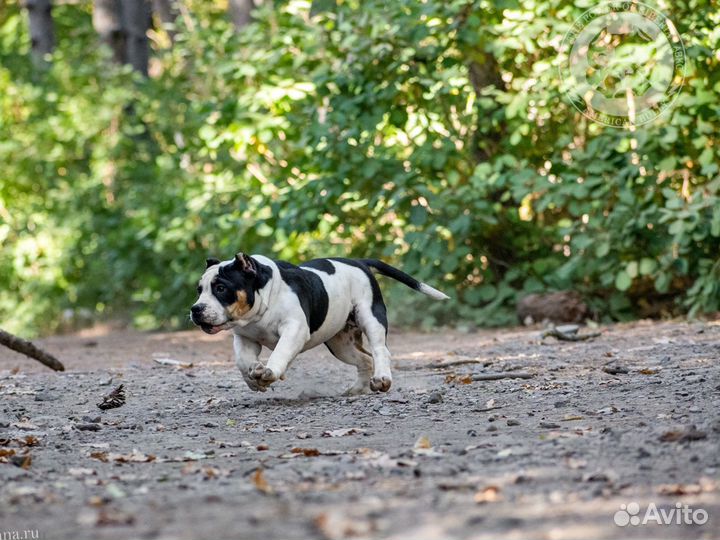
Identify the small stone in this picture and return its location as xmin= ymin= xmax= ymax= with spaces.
xmin=75 ymin=423 xmax=101 ymax=432
xmin=425 ymin=392 xmax=444 ymax=404
xmin=540 ymin=422 xmax=560 ymax=429
xmin=507 ymin=419 xmax=520 ymax=426
xmin=487 ymin=425 xmax=498 ymax=432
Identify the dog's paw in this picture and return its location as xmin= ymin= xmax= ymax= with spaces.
xmin=248 ymin=362 xmax=278 ymax=387
xmin=370 ymin=375 xmax=392 ymax=392
xmin=242 ymin=375 xmax=266 ymax=392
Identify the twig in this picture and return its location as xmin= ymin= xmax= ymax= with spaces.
xmin=541 ymin=328 xmax=601 ymax=342
xmin=0 ymin=328 xmax=65 ymax=372
xmin=472 ymin=372 xmax=534 ymax=381
xmin=396 ymin=358 xmax=490 ymax=371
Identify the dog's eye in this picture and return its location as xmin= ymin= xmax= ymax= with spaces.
xmin=215 ymin=284 xmax=226 ymax=294
xmin=197 ymin=286 xmax=202 ymax=295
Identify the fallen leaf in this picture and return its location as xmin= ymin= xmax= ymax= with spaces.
xmin=21 ymin=435 xmax=40 ymax=447
xmin=69 ymin=467 xmax=96 ymax=477
xmin=252 ymin=468 xmax=272 ymax=494
xmin=659 ymin=428 xmax=707 ymax=443
xmin=314 ymin=511 xmax=373 ymax=540
xmin=97 ymin=384 xmax=125 ymax=410
xmin=291 ymin=447 xmax=321 ymax=457
xmin=89 ymin=451 xmax=109 ymax=462
xmin=474 ymin=485 xmax=502 ymax=503
xmin=11 ymin=421 xmax=39 ymax=431
xmin=0 ymin=448 xmax=16 ymax=460
xmin=322 ymin=428 xmax=365 ymax=438
xmin=638 ymin=368 xmax=658 ymax=375
xmin=414 ymin=436 xmax=432 ymax=450
xmin=152 ymin=357 xmax=193 ymax=368
xmin=182 ymin=450 xmax=207 ymax=461
xmin=444 ymin=373 xmax=473 ymax=384
xmin=89 ymin=450 xmax=155 ymax=463
xmin=658 ymin=483 xmax=702 ymax=496
xmin=95 ymin=509 xmax=135 ymax=526
xmin=113 ymin=449 xmax=156 ymax=463
xmin=11 ymin=453 xmax=32 ymax=469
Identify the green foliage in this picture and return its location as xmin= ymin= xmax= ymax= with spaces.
xmin=1 ymin=0 xmax=719 ymax=336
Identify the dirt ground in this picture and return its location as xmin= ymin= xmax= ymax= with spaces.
xmin=1 ymin=320 xmax=719 ymax=540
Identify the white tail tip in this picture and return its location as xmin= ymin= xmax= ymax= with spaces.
xmin=419 ymin=283 xmax=450 ymax=300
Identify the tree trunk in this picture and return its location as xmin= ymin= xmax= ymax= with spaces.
xmin=24 ymin=0 xmax=55 ymax=61
xmin=153 ymin=0 xmax=178 ymax=41
xmin=122 ymin=0 xmax=152 ymax=76
xmin=0 ymin=328 xmax=65 ymax=372
xmin=93 ymin=0 xmax=126 ymax=64
xmin=93 ymin=0 xmax=151 ymax=76
xmin=228 ymin=0 xmax=255 ymax=30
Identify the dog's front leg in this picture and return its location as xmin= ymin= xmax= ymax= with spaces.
xmin=233 ymin=333 xmax=264 ymax=392
xmin=249 ymin=322 xmax=308 ymax=388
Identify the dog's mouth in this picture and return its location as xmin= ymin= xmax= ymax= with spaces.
xmin=200 ymin=322 xmax=230 ymax=335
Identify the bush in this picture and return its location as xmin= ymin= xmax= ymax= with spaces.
xmin=1 ymin=0 xmax=719 ymax=336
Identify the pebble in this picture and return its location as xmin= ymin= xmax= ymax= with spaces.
xmin=540 ymin=422 xmax=560 ymax=429
xmin=425 ymin=392 xmax=443 ymax=404
xmin=75 ymin=423 xmax=101 ymax=431
xmin=507 ymin=419 xmax=520 ymax=426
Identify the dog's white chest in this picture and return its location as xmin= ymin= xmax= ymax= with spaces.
xmin=235 ymin=325 xmax=280 ymax=349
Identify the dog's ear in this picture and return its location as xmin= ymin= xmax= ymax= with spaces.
xmin=206 ymin=258 xmax=221 ymax=269
xmin=234 ymin=252 xmax=256 ymax=276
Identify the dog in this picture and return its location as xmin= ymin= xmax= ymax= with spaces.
xmin=190 ymin=253 xmax=449 ymax=394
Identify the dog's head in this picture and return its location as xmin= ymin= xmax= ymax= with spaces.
xmin=190 ymin=252 xmax=270 ymax=334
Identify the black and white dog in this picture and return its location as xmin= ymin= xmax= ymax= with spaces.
xmin=190 ymin=253 xmax=449 ymax=394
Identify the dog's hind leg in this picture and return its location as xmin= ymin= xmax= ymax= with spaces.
xmin=325 ymin=325 xmax=373 ymax=395
xmin=355 ymin=301 xmax=393 ymax=392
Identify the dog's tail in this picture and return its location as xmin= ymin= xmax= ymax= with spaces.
xmin=360 ymin=259 xmax=450 ymax=300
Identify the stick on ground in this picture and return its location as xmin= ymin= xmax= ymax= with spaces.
xmin=472 ymin=372 xmax=534 ymax=381
xmin=0 ymin=328 xmax=65 ymax=371
xmin=541 ymin=328 xmax=601 ymax=342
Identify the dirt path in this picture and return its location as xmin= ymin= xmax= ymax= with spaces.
xmin=1 ymin=321 xmax=719 ymax=540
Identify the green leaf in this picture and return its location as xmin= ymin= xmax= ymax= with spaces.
xmin=615 ymin=271 xmax=632 ymax=291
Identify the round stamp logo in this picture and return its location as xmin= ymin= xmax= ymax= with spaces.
xmin=560 ymin=1 xmax=685 ymax=127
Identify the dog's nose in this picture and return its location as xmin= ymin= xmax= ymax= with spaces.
xmin=191 ymin=304 xmax=205 ymax=315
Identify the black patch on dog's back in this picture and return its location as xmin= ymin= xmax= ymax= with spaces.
xmin=300 ymin=258 xmax=336 ymax=274
xmin=329 ymin=258 xmax=388 ymax=333
xmin=275 ymin=261 xmax=329 ymax=333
